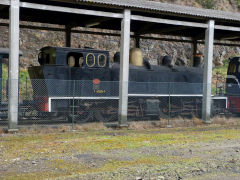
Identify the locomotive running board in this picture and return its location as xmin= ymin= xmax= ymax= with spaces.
xmin=212 ymin=96 xmax=228 ymax=109
xmin=128 ymin=94 xmax=204 ymax=97
xmin=48 ymin=96 xmax=119 ymax=112
xmin=48 ymin=94 xmax=216 ymax=112
xmin=48 ymin=95 xmax=228 ymax=112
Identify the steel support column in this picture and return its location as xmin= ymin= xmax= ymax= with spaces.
xmin=135 ymin=33 xmax=140 ymax=48
xmin=191 ymin=39 xmax=197 ymax=66
xmin=118 ymin=9 xmax=131 ymax=126
xmin=8 ymin=0 xmax=20 ymax=131
xmin=202 ymin=20 xmax=215 ymax=123
xmin=65 ymin=25 xmax=71 ymax=47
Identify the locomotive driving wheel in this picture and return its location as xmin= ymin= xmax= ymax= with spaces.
xmin=94 ymin=109 xmax=117 ymax=122
xmin=78 ymin=111 xmax=94 ymax=123
xmin=66 ymin=112 xmax=94 ymax=123
xmin=159 ymin=107 xmax=169 ymax=119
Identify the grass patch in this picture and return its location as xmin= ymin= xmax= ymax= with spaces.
xmin=2 ymin=156 xmax=200 ymax=180
xmin=212 ymin=59 xmax=228 ymax=80
xmin=196 ymin=0 xmax=216 ymax=9
xmin=1 ymin=127 xmax=240 ymax=161
xmin=212 ymin=59 xmax=229 ymax=94
xmin=1 ymin=127 xmax=240 ymax=179
xmin=2 ymin=64 xmax=32 ymax=101
xmin=2 ymin=64 xmax=30 ymax=81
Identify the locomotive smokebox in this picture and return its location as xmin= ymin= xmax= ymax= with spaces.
xmin=130 ymin=48 xmax=143 ymax=66
xmin=193 ymin=53 xmax=202 ymax=67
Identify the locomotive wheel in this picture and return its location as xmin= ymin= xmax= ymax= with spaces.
xmin=78 ymin=111 xmax=94 ymax=123
xmin=66 ymin=115 xmax=74 ymax=123
xmin=210 ymin=104 xmax=217 ymax=118
xmin=66 ymin=112 xmax=94 ymax=123
xmin=159 ymin=107 xmax=169 ymax=119
xmin=94 ymin=110 xmax=117 ymax=122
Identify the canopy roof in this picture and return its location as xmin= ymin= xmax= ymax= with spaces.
xmin=67 ymin=0 xmax=240 ymax=23
xmin=0 ymin=0 xmax=240 ymax=41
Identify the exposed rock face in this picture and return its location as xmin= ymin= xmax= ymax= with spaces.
xmin=0 ymin=0 xmax=239 ymax=68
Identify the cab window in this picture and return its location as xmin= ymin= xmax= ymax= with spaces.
xmin=49 ymin=52 xmax=56 ymax=64
xmin=38 ymin=50 xmax=56 ymax=65
xmin=67 ymin=53 xmax=84 ymax=67
xmin=228 ymin=63 xmax=236 ymax=73
xmin=68 ymin=56 xmax=75 ymax=67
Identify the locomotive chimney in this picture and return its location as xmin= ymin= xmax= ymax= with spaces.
xmin=129 ymin=48 xmax=144 ymax=66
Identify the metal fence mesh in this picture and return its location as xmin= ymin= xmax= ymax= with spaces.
xmin=0 ymin=79 xmax=238 ymax=129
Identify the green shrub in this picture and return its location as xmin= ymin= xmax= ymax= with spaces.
xmin=238 ymin=0 xmax=240 ymax=8
xmin=197 ymin=0 xmax=216 ymax=9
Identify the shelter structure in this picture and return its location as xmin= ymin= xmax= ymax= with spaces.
xmin=1 ymin=0 xmax=240 ymax=130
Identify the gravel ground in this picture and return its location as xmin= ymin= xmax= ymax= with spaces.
xmin=65 ymin=139 xmax=240 ymax=180
xmin=1 ymin=125 xmax=240 ymax=180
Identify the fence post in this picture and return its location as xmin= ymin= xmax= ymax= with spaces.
xmin=25 ymin=77 xmax=27 ymax=99
xmin=72 ymin=80 xmax=75 ymax=130
xmin=167 ymin=82 xmax=172 ymax=128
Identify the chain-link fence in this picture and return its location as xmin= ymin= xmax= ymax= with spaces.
xmin=0 ymin=79 xmax=239 ymax=129
xmin=19 ymin=79 xmax=119 ymax=127
xmin=0 ymin=78 xmax=8 ymax=127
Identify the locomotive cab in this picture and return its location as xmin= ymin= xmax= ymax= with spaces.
xmin=29 ymin=46 xmax=111 ymax=80
xmin=36 ymin=46 xmax=110 ymax=68
xmin=226 ymin=57 xmax=240 ymax=96
xmin=38 ymin=47 xmax=56 ymax=65
xmin=225 ymin=57 xmax=240 ymax=113
xmin=28 ymin=46 xmax=112 ymax=113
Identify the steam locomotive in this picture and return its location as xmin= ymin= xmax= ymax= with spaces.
xmin=28 ymin=46 xmax=228 ymax=122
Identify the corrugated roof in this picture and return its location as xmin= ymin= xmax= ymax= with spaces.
xmin=73 ymin=0 xmax=240 ymax=22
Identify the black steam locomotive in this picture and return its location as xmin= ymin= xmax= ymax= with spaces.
xmin=28 ymin=46 xmax=225 ymax=122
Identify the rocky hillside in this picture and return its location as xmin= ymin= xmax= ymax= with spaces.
xmin=0 ymin=0 xmax=240 ymax=68
xmin=154 ymin=0 xmax=239 ymax=12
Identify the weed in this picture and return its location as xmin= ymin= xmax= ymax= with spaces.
xmin=197 ymin=0 xmax=216 ymax=9
xmin=1 ymin=127 xmax=240 ymax=179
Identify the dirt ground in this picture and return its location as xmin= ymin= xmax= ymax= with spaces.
xmin=1 ymin=123 xmax=240 ymax=180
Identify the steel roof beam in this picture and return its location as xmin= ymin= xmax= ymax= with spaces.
xmin=131 ymin=15 xmax=208 ymax=28
xmin=138 ymin=26 xmax=192 ymax=35
xmin=3 ymin=1 xmax=240 ymax=33
xmin=215 ymin=25 xmax=240 ymax=32
xmin=0 ymin=0 xmax=10 ymax=6
xmin=19 ymin=2 xmax=123 ymax=19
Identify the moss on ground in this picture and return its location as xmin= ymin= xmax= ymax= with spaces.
xmin=1 ymin=126 xmax=240 ymax=179
xmin=1 ymin=128 xmax=239 ymax=161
